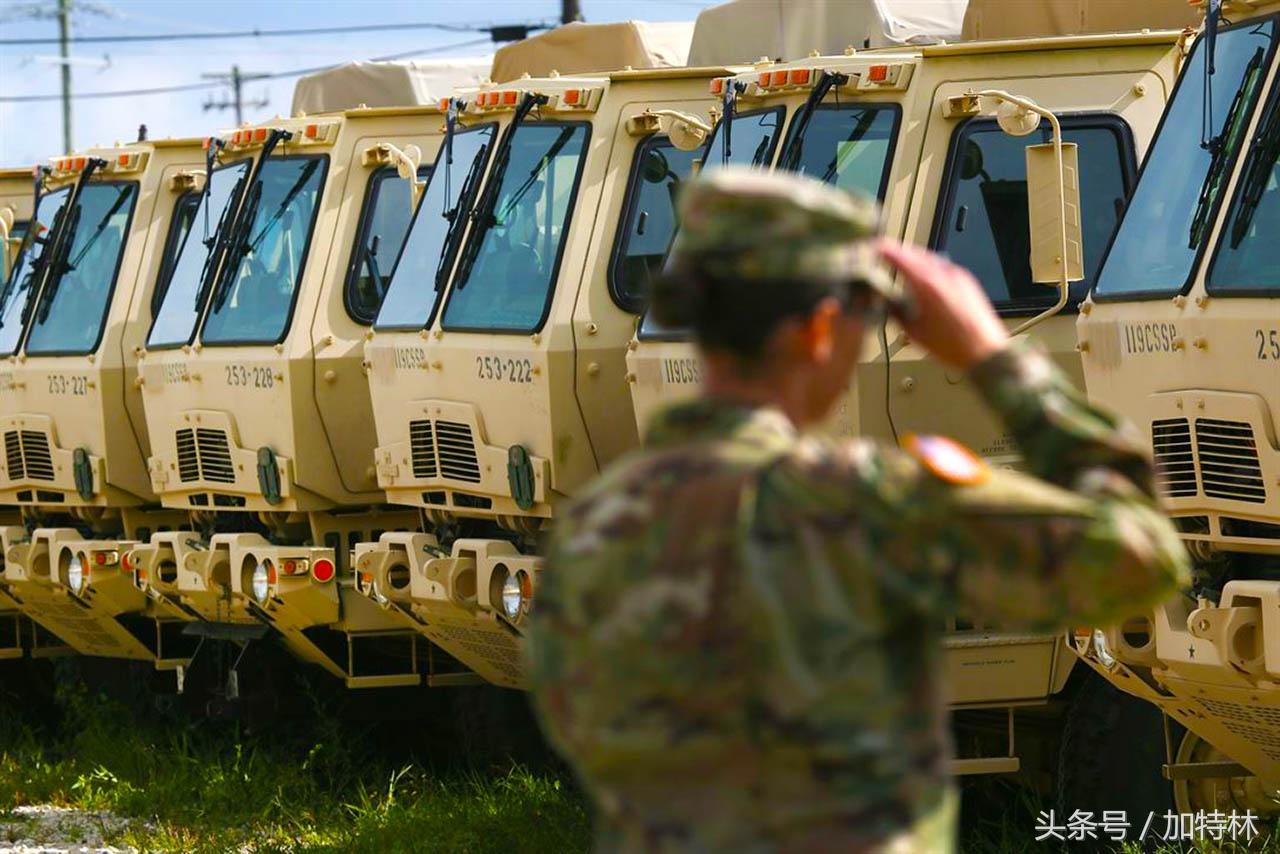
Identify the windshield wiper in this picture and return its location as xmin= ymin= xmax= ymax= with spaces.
xmin=210 ymin=179 xmax=262 ymax=311
xmin=0 ymin=169 xmax=46 ymax=319
xmin=1189 ymin=46 xmax=1265 ymax=249
xmin=435 ymin=138 xmax=490 ymax=291
xmin=24 ymin=157 xmax=105 ymax=325
xmin=33 ymin=183 xmax=132 ymax=324
xmin=206 ymin=128 xmax=292 ymax=312
xmin=777 ymin=70 xmax=849 ymax=172
xmin=1229 ymin=85 xmax=1280 ymax=247
xmin=363 ymin=234 xmax=387 ymax=299
xmin=193 ymin=170 xmax=246 ymax=311
xmin=452 ymin=92 xmax=548 ymax=290
xmin=718 ymin=80 xmax=746 ymax=165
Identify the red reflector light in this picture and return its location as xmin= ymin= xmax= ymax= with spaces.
xmin=789 ymin=69 xmax=811 ymax=85
xmin=93 ymin=552 xmax=107 ymax=566
xmin=304 ymin=124 xmax=318 ymax=139
xmin=868 ymin=64 xmax=889 ymax=82
xmin=283 ymin=559 xmax=297 ymax=575
xmin=267 ymin=562 xmax=278 ymax=585
xmin=563 ymin=89 xmax=580 ymax=105
xmin=254 ymin=127 xmax=268 ymax=143
xmin=709 ymin=77 xmax=724 ymax=95
xmin=312 ymin=559 xmax=336 ymax=583
xmin=121 ymin=551 xmax=132 ymax=571
xmin=502 ymin=90 xmax=518 ymax=106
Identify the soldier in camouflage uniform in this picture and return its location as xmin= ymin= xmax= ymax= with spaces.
xmin=526 ymin=167 xmax=1189 ymax=852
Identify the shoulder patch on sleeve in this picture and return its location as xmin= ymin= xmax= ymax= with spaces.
xmin=903 ymin=434 xmax=988 ymax=486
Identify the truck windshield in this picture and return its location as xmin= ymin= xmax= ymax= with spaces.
xmin=702 ymin=107 xmax=785 ymax=170
xmin=201 ymin=155 xmax=326 ymax=344
xmin=781 ymin=104 xmax=898 ymax=197
xmin=147 ymin=160 xmax=250 ymax=347
xmin=25 ymin=181 xmax=138 ymax=355
xmin=1094 ymin=19 xmax=1277 ymax=298
xmin=1208 ymin=73 xmax=1280 ymax=293
xmin=442 ymin=122 xmax=588 ymax=332
xmin=376 ymin=124 xmax=496 ymax=330
xmin=0 ymin=187 xmax=69 ymax=356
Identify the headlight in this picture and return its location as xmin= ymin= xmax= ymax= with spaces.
xmin=501 ymin=573 xmax=523 ymax=619
xmin=67 ymin=553 xmax=87 ymax=595
xmin=1092 ymin=628 xmax=1117 ymax=669
xmin=251 ymin=560 xmax=273 ymax=604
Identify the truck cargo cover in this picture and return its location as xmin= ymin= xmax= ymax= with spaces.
xmin=961 ymin=0 xmax=1198 ymax=40
xmin=291 ymin=58 xmax=491 ymax=115
xmin=687 ymin=0 xmax=967 ymax=65
xmin=490 ymin=21 xmax=694 ymax=82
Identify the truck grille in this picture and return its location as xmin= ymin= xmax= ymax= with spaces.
xmin=1196 ymin=419 xmax=1266 ymax=503
xmin=3 ymin=430 xmax=54 ymax=481
xmin=175 ymin=428 xmax=236 ymax=484
xmin=407 ymin=419 xmax=480 ymax=483
xmin=1151 ymin=418 xmax=1266 ymax=504
xmin=1152 ymin=419 xmax=1196 ymax=498
xmin=409 ymin=420 xmax=437 ymax=479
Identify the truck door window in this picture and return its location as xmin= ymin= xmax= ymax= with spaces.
xmin=200 ymin=155 xmax=327 ymax=345
xmin=1208 ymin=71 xmax=1280 ymax=294
xmin=609 ymin=135 xmax=702 ymax=312
xmin=25 ymin=181 xmax=138 ymax=355
xmin=376 ymin=124 xmax=496 ymax=331
xmin=151 ymin=191 xmax=200 ymax=320
xmin=702 ymin=107 xmax=785 ymax=171
xmin=442 ymin=122 xmax=589 ymax=333
xmin=345 ymin=164 xmax=430 ymax=324
xmin=1094 ymin=18 xmax=1277 ymax=299
xmin=933 ymin=116 xmax=1134 ymax=315
xmin=147 ymin=160 xmax=250 ymax=348
xmin=781 ymin=104 xmax=899 ymax=199
xmin=0 ymin=187 xmax=70 ymax=357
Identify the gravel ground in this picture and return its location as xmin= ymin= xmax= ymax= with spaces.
xmin=0 ymin=806 xmax=134 ymax=854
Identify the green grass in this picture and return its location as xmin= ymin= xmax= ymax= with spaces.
xmin=0 ymin=661 xmax=591 ymax=853
xmin=0 ymin=661 xmax=1275 ymax=852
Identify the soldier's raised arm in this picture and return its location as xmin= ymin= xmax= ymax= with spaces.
xmin=878 ymin=241 xmax=1190 ymax=630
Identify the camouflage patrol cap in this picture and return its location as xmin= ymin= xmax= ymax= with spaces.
xmin=667 ymin=165 xmax=893 ymax=301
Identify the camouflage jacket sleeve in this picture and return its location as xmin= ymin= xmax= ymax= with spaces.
xmin=885 ymin=343 xmax=1190 ymax=630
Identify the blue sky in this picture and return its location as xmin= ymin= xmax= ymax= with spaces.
xmin=0 ymin=0 xmax=718 ymax=166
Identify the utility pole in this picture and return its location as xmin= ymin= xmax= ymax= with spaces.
xmin=561 ymin=0 xmax=582 ymax=24
xmin=201 ymin=64 xmax=269 ymax=126
xmin=57 ymin=0 xmax=73 ymax=152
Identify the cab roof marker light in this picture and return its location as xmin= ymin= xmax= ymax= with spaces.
xmin=563 ymin=88 xmax=580 ymax=105
xmin=502 ymin=90 xmax=518 ymax=106
xmin=253 ymin=127 xmax=268 ymax=143
xmin=710 ymin=77 xmax=725 ymax=95
xmin=868 ymin=64 xmax=889 ymax=82
xmin=789 ymin=68 xmax=812 ymax=86
xmin=304 ymin=123 xmax=318 ymax=139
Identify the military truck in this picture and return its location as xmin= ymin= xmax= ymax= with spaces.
xmin=353 ymin=23 xmax=736 ymax=689
xmin=112 ymin=62 xmax=494 ymax=691
xmin=0 ymin=166 xmax=36 ymax=657
xmin=1072 ymin=0 xmax=1280 ymax=815
xmin=0 ymin=142 xmax=205 ymax=665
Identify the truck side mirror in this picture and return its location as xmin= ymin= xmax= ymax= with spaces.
xmin=1025 ymin=141 xmax=1084 ymax=286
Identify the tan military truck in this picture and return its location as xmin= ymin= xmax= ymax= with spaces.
xmin=0 ymin=165 xmax=36 ymax=657
xmin=0 ymin=143 xmax=204 ymax=665
xmin=1073 ymin=0 xmax=1280 ymax=815
xmin=354 ymin=24 xmax=737 ymax=689
xmin=121 ymin=63 xmax=492 ymax=690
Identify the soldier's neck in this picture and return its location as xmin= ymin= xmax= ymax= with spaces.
xmin=702 ymin=361 xmax=812 ymax=429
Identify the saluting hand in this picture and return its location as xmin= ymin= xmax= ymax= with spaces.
xmin=877 ymin=239 xmax=1008 ymax=371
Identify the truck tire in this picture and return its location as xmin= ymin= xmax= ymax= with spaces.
xmin=1057 ymin=673 xmax=1172 ymax=830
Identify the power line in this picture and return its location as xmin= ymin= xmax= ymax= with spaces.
xmin=0 ymin=36 xmax=494 ymax=102
xmin=0 ymin=19 xmax=552 ymax=45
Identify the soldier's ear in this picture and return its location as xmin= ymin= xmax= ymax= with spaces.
xmin=801 ymin=297 xmax=842 ymax=363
